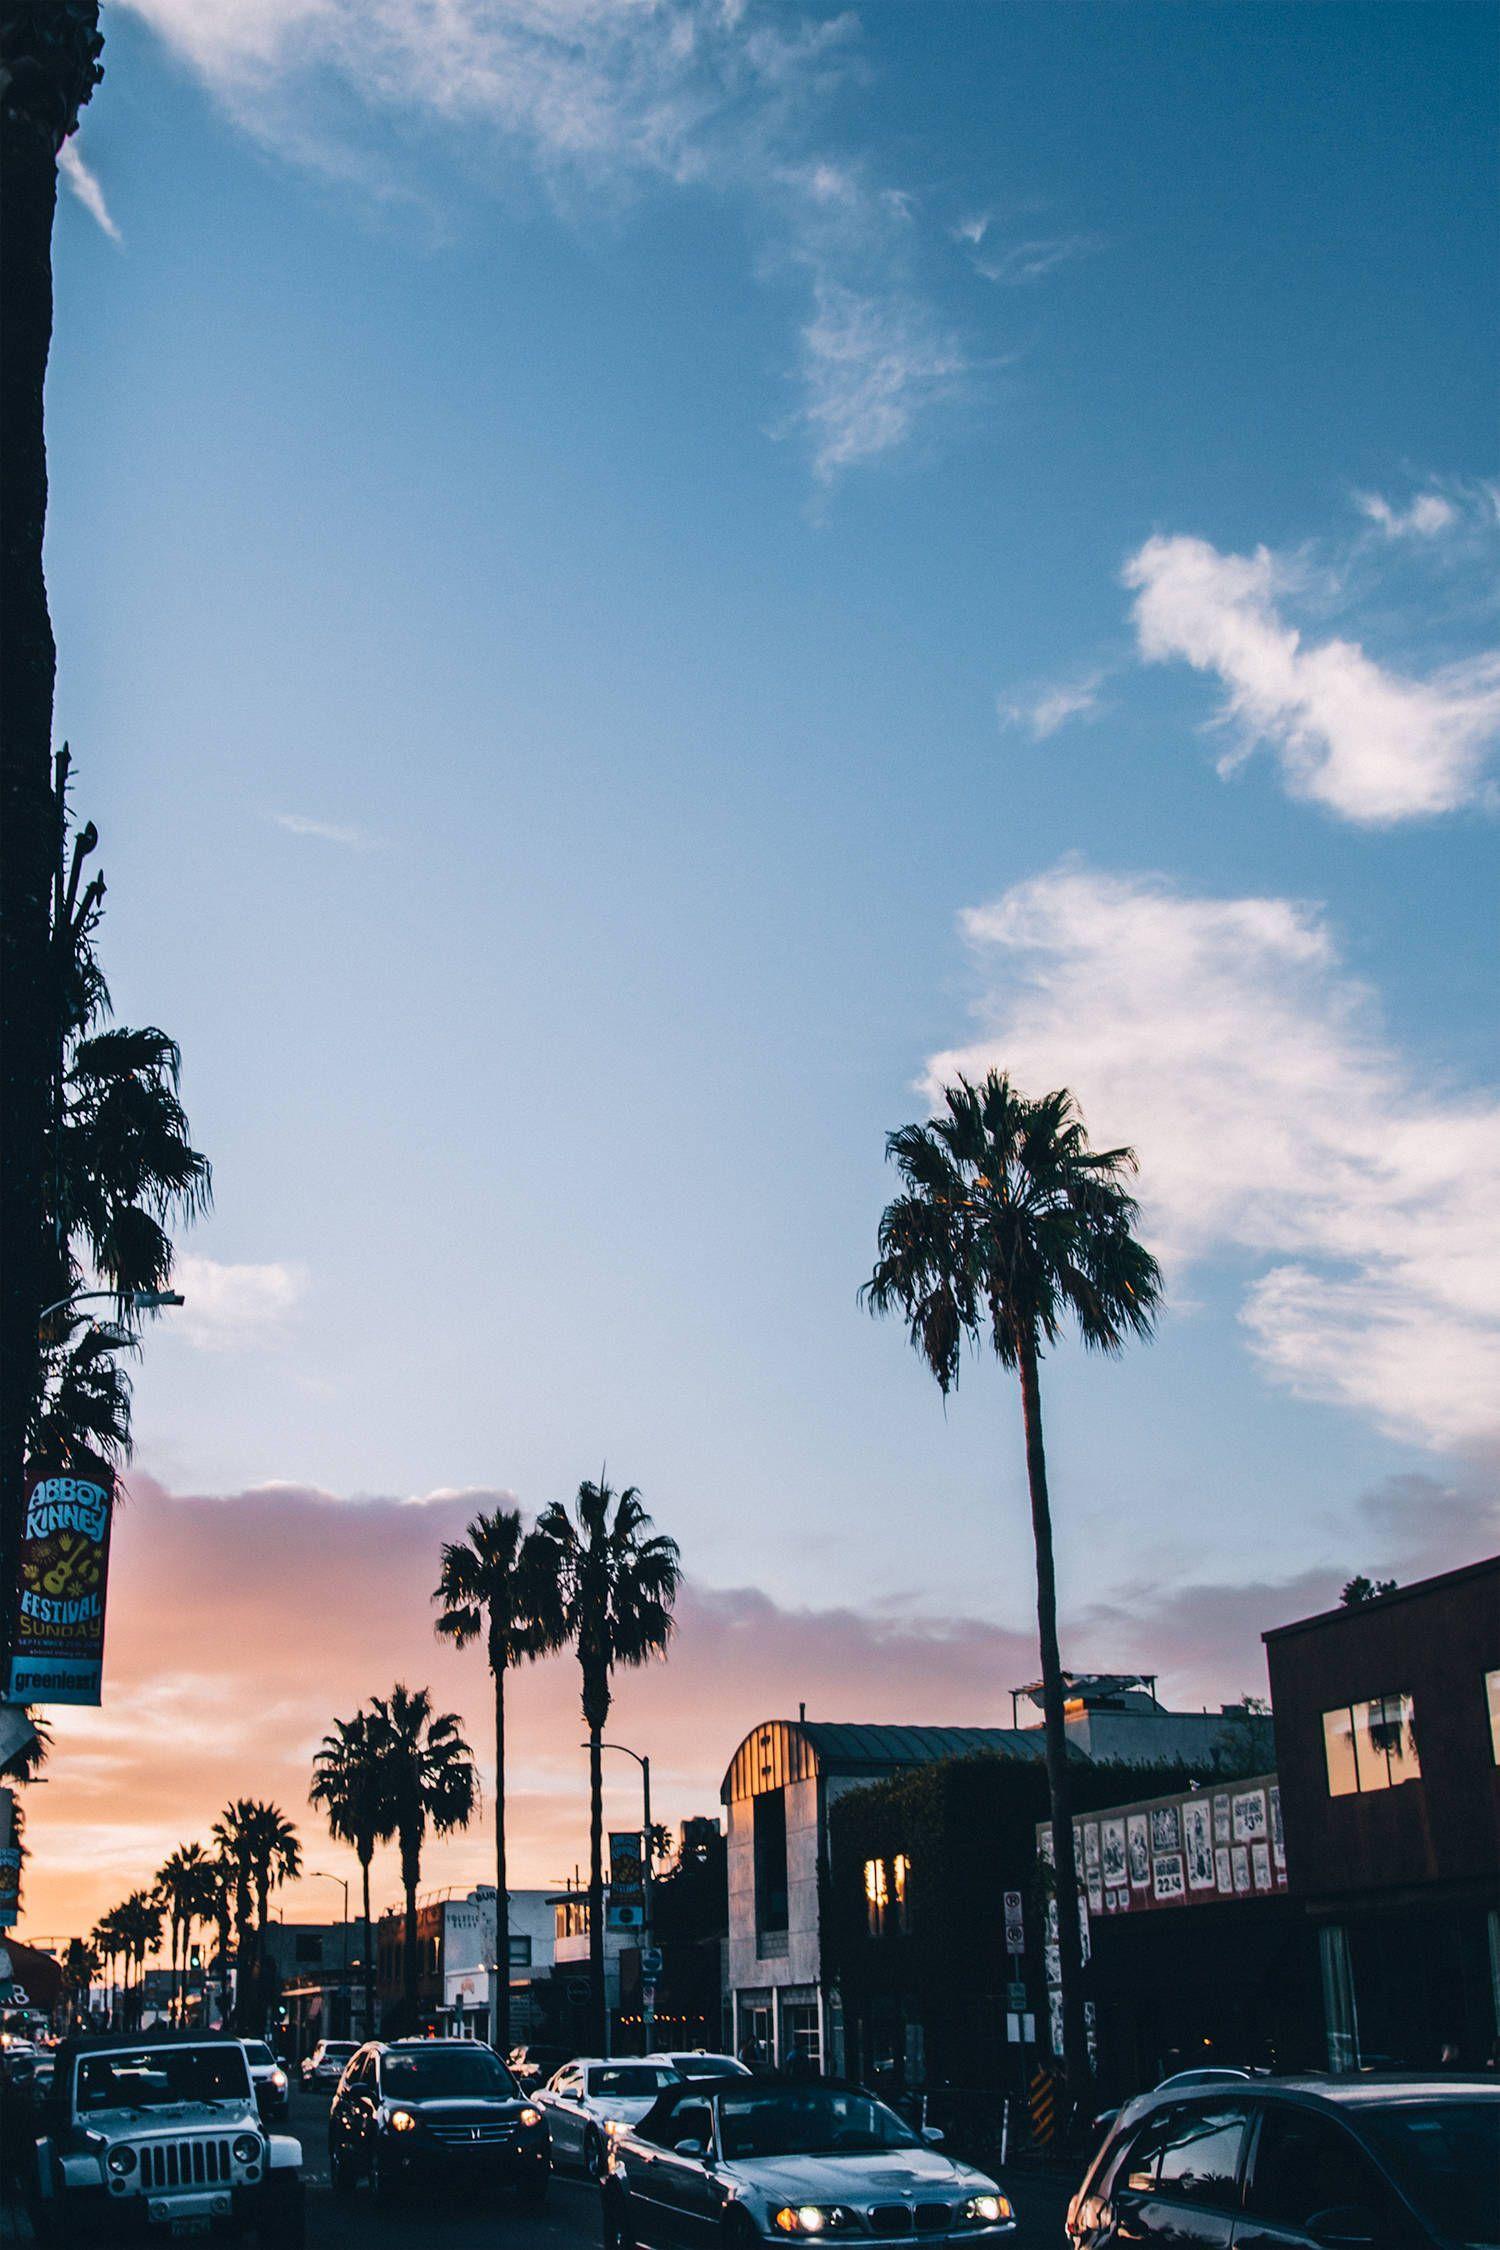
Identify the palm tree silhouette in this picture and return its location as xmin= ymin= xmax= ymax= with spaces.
xmin=155 ymin=1840 xmax=217 ymax=2024
xmin=863 ymin=1068 xmax=1161 ymax=2093
xmin=533 ymin=1479 xmax=680 ymax=2053
xmin=434 ymin=1508 xmax=563 ymax=2053
xmin=310 ymin=1709 xmax=392 ymax=2040
xmin=213 ymin=1800 xmax=301 ymax=2030
xmin=369 ymin=1684 xmax=477 ymax=2026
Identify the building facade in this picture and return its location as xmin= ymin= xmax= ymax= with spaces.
xmin=376 ymin=1888 xmax=554 ymax=2041
xmin=1264 ymin=1555 xmax=1500 ymax=2071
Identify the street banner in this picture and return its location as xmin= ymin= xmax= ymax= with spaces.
xmin=0 ymin=1788 xmax=19 ymax=1929
xmin=4 ymin=1459 xmax=115 ymax=1706
xmin=608 ymin=1830 xmax=645 ymax=1930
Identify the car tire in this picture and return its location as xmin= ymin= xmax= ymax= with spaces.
xmin=584 ymin=2128 xmax=606 ymax=2181
xmin=329 ymin=2138 xmax=358 ymax=2194
xmin=723 ymin=2207 xmax=760 ymax=2250
xmin=373 ymin=2148 xmax=404 ymax=2204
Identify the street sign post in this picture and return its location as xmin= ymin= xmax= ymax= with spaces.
xmin=1003 ymin=1889 xmax=1024 ymax=1955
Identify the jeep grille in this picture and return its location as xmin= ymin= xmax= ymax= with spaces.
xmin=138 ymin=2137 xmax=235 ymax=2189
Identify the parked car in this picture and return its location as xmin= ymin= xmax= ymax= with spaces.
xmin=604 ymin=2073 xmax=1017 ymax=2250
xmin=539 ymin=2057 xmax=683 ymax=2178
xmin=509 ymin=2042 xmax=573 ymax=2089
xmin=328 ymin=2036 xmax=550 ymax=2203
xmin=650 ymin=2051 xmax=753 ymax=2080
xmin=242 ymin=2039 xmax=291 ymax=2122
xmin=30 ymin=2032 xmax=304 ymax=2246
xmin=300 ymin=2038 xmax=358 ymax=2094
xmin=1067 ymin=2075 xmax=1499 ymax=2250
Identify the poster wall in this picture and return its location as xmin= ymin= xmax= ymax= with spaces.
xmin=1042 ymin=1773 xmax=1287 ymax=1921
xmin=4 ymin=1461 xmax=115 ymax=1706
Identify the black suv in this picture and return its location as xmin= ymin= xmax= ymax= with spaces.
xmin=328 ymin=2038 xmax=550 ymax=2203
xmin=1069 ymin=2076 xmax=1498 ymax=2249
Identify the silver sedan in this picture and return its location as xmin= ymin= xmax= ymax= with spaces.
xmin=604 ymin=2078 xmax=1018 ymax=2250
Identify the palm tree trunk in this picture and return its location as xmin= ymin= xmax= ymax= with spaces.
xmin=360 ymin=1848 xmax=374 ymax=2041
xmin=401 ymin=1832 xmax=420 ymax=2021
xmin=1017 ymin=1332 xmax=1090 ymax=2097
xmin=588 ymin=1720 xmax=607 ymax=2055
xmin=493 ymin=1659 xmax=511 ymax=2054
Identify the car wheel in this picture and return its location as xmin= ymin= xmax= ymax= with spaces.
xmin=373 ymin=2147 xmax=403 ymax=2203
xmin=723 ymin=2207 xmax=760 ymax=2250
xmin=329 ymin=2138 xmax=358 ymax=2194
xmin=583 ymin=2128 xmax=606 ymax=2180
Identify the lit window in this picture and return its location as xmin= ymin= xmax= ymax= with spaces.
xmin=892 ymin=1854 xmax=910 ymax=1934
xmin=1322 ymin=1694 xmax=1420 ymax=1796
xmin=864 ymin=1858 xmax=888 ymax=1936
xmin=1487 ymin=1671 xmax=1500 ymax=1766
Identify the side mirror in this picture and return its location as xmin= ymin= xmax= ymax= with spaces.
xmin=1310 ymin=2208 xmax=1379 ymax=2250
xmin=921 ymin=2125 xmax=945 ymax=2146
xmin=674 ymin=2136 xmax=707 ymax=2158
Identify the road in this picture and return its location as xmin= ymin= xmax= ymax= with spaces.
xmin=284 ymin=2089 xmax=1073 ymax=2250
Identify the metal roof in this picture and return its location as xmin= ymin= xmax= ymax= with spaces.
xmin=798 ymin=1722 xmax=1050 ymax=1769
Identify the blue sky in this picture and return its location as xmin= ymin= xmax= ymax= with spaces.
xmin=44 ymin=4 xmax=1500 ymax=1670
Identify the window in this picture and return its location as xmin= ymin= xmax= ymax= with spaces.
xmin=753 ymin=1790 xmax=788 ymax=1935
xmin=669 ymin=2100 xmax=715 ymax=2152
xmin=780 ymin=1999 xmax=821 ymax=2073
xmin=1323 ymin=1693 xmax=1421 ymax=1796
xmin=1487 ymin=1671 xmax=1500 ymax=1765
xmin=1246 ymin=2106 xmax=1384 ymax=2228
xmin=893 ymin=1854 xmax=910 ymax=1933
xmin=1124 ymin=2105 xmax=1247 ymax=2207
xmin=508 ymin=1935 xmax=533 ymax=1968
xmin=555 ymin=1898 xmax=589 ymax=1940
xmin=864 ymin=1857 xmax=888 ymax=1936
xmin=864 ymin=1854 xmax=911 ymax=1938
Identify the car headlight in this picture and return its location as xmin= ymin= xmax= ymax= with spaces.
xmin=270 ymin=2070 xmax=287 ymax=2090
xmin=232 ymin=2134 xmax=263 ymax=2165
xmin=520 ymin=2107 xmax=543 ymax=2129
xmin=774 ymin=2209 xmax=851 ymax=2234
xmin=390 ymin=2109 xmax=418 ymax=2133
xmin=107 ymin=2148 xmax=137 ymax=2176
xmin=962 ymin=2196 xmax=1011 ymax=2225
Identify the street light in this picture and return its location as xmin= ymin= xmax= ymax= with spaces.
xmin=307 ymin=1871 xmax=350 ymax=2042
xmin=593 ymin=1740 xmax=657 ymax=2055
xmin=38 ymin=1287 xmax=184 ymax=1328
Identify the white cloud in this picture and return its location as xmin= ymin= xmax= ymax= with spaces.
xmin=924 ymin=862 xmax=1500 ymax=1449
xmin=998 ymin=672 xmax=1102 ymax=739
xmin=172 ymin=1256 xmax=307 ymax=1350
xmin=972 ymin=234 xmax=1099 ymax=286
xmin=1355 ymin=489 xmax=1458 ymax=540
xmin=58 ymin=140 xmax=122 ymax=242
xmin=795 ymin=282 xmax=965 ymax=485
xmin=1123 ymin=532 xmax=1500 ymax=822
xmin=273 ymin=810 xmax=375 ymax=848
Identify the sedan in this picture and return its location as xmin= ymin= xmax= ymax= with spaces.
xmin=329 ymin=2037 xmax=550 ymax=2203
xmin=301 ymin=2038 xmax=359 ymax=2094
xmin=243 ymin=2038 xmax=292 ymax=2121
xmin=1068 ymin=2076 xmax=1499 ymax=2250
xmin=539 ymin=2058 xmax=683 ymax=2178
xmin=651 ymin=2053 xmax=753 ymax=2082
xmin=604 ymin=2075 xmax=1017 ymax=2250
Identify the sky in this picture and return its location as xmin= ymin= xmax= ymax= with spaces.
xmin=19 ymin=1 xmax=1499 ymax=1943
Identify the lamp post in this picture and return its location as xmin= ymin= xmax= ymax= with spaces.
xmin=597 ymin=1741 xmax=655 ymax=2054
xmin=38 ymin=1286 xmax=184 ymax=1328
xmin=307 ymin=1871 xmax=350 ymax=2042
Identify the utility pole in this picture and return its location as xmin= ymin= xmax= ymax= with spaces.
xmin=0 ymin=3 xmax=104 ymax=1687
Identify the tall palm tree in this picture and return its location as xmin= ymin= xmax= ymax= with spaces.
xmin=156 ymin=1841 xmax=216 ymax=2024
xmin=433 ymin=1508 xmax=563 ymax=2053
xmin=863 ymin=1068 xmax=1161 ymax=2093
xmin=533 ymin=1480 xmax=681 ymax=2052
xmin=310 ymin=1709 xmax=392 ymax=2040
xmin=62 ymin=1935 xmax=99 ymax=2026
xmin=0 ymin=1 xmax=104 ymax=1646
xmin=369 ymin=1684 xmax=477 ymax=2025
xmin=90 ymin=1910 xmax=122 ymax=2027
xmin=113 ymin=1889 xmax=161 ymax=2029
xmin=212 ymin=1802 xmax=257 ymax=2025
xmin=212 ymin=1800 xmax=299 ymax=2029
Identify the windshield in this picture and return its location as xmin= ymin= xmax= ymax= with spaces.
xmin=672 ymin=2057 xmax=746 ymax=2079
xmin=381 ymin=2048 xmax=517 ymax=2099
xmin=719 ymin=2088 xmax=921 ymax=2161
xmin=77 ymin=2047 xmax=252 ymax=2111
xmin=591 ymin=2065 xmax=680 ymax=2098
xmin=1359 ymin=2102 xmax=1499 ymax=2246
xmin=244 ymin=2045 xmax=276 ymax=2068
xmin=320 ymin=2045 xmax=356 ymax=2060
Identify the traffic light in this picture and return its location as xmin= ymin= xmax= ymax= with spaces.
xmin=189 ymin=1946 xmax=202 ymax=1973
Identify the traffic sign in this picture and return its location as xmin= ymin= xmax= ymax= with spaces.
xmin=640 ymin=1946 xmax=663 ymax=1978
xmin=1005 ymin=1981 xmax=1026 ymax=2012
xmin=1003 ymin=1890 xmax=1024 ymax=1955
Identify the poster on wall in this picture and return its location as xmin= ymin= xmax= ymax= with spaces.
xmin=1101 ymin=1819 xmax=1126 ymax=1887
xmin=607 ymin=1831 xmax=645 ymax=1929
xmin=4 ymin=1460 xmax=115 ymax=1706
xmin=1127 ymin=1814 xmax=1150 ymax=1889
xmin=1214 ymin=1846 xmax=1233 ymax=1894
xmin=1213 ymin=1794 xmax=1231 ymax=1845
xmin=1269 ymin=1786 xmax=1285 ymax=1869
xmin=1152 ymin=1851 xmax=1185 ymax=1903
xmin=1184 ymin=1800 xmax=1215 ymax=1890
xmin=1232 ymin=1788 xmax=1267 ymax=1845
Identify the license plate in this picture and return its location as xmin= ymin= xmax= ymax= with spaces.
xmin=170 ymin=2222 xmax=211 ymax=2239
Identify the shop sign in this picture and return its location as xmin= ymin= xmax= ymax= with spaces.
xmin=5 ymin=1460 xmax=115 ymax=1706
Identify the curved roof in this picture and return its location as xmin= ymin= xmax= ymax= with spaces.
xmin=720 ymin=1718 xmax=1049 ymax=1802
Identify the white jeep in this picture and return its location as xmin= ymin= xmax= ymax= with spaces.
xmin=31 ymin=2034 xmax=304 ymax=2247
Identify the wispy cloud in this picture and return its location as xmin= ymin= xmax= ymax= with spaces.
xmin=794 ymin=282 xmax=966 ymax=486
xmin=1123 ymin=531 xmax=1500 ymax=822
xmin=58 ymin=139 xmax=122 ymax=242
xmin=273 ymin=810 xmax=376 ymax=848
xmin=925 ymin=861 xmax=1500 ymax=1450
xmin=998 ymin=671 xmax=1104 ymax=739
xmin=172 ymin=1255 xmax=307 ymax=1350
xmin=951 ymin=212 xmax=1100 ymax=285
xmin=1355 ymin=488 xmax=1458 ymax=540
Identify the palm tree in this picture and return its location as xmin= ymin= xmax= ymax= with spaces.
xmin=310 ymin=1709 xmax=392 ymax=2040
xmin=90 ymin=1910 xmax=123 ymax=2027
xmin=863 ymin=1069 xmax=1161 ymax=2093
xmin=0 ymin=3 xmax=105 ymax=1654
xmin=212 ymin=1802 xmax=257 ymax=2025
xmin=62 ymin=1935 xmax=99 ymax=2027
xmin=433 ymin=1508 xmax=563 ymax=2053
xmin=113 ymin=1889 xmax=162 ymax=2029
xmin=156 ymin=1841 xmax=216 ymax=2024
xmin=533 ymin=1480 xmax=681 ymax=2052
xmin=369 ymin=1684 xmax=477 ymax=2026
xmin=212 ymin=1800 xmax=299 ymax=2029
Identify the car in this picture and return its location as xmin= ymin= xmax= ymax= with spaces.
xmin=30 ymin=2031 xmax=304 ymax=2247
xmin=509 ymin=2041 xmax=574 ymax=2089
xmin=300 ymin=2037 xmax=358 ymax=2094
xmin=538 ymin=2057 xmax=683 ymax=2178
xmin=242 ymin=2038 xmax=291 ymax=2122
xmin=1067 ymin=2074 xmax=1500 ymax=2250
xmin=650 ymin=2051 xmax=753 ymax=2081
xmin=328 ymin=2036 xmax=550 ymax=2204
xmin=603 ymin=2073 xmax=1018 ymax=2250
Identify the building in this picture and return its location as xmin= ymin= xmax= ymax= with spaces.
xmin=547 ymin=1885 xmax=636 ymax=2046
xmin=376 ymin=1888 xmax=554 ymax=2041
xmin=724 ymin=1697 xmax=1275 ymax=2076
xmin=1264 ymin=1554 xmax=1500 ymax=2071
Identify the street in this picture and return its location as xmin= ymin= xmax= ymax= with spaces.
xmin=280 ymin=2089 xmax=1073 ymax=2250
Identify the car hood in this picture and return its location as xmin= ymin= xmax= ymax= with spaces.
xmin=399 ymin=2098 xmax=528 ymax=2124
xmin=729 ymin=2150 xmax=985 ymax=2200
xmin=82 ymin=2100 xmax=256 ymax=2140
xmin=596 ymin=2095 xmax=669 ymax=2125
